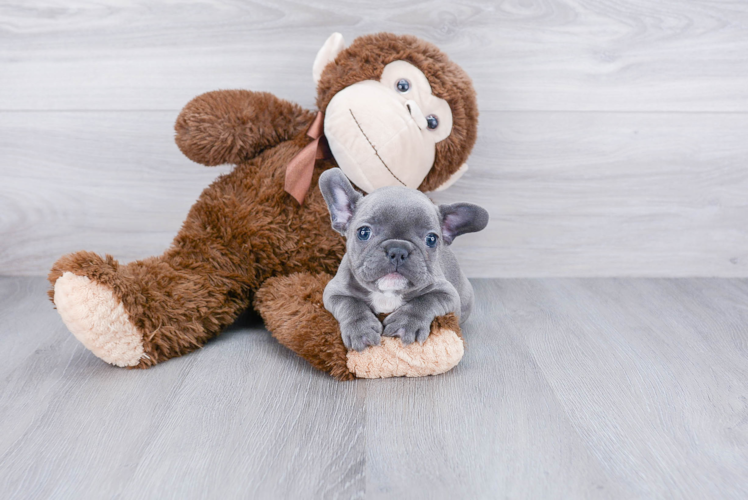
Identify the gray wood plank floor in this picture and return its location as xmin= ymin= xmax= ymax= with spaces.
xmin=1 ymin=277 xmax=746 ymax=499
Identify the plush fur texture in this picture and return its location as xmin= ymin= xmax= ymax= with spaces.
xmin=316 ymin=33 xmax=479 ymax=192
xmin=254 ymin=273 xmax=354 ymax=380
xmin=175 ymin=90 xmax=315 ymax=167
xmin=48 ymin=33 xmax=479 ymax=377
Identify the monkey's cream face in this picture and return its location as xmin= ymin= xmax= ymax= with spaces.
xmin=323 ymin=61 xmax=454 ymax=193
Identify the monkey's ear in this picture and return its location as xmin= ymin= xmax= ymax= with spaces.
xmin=313 ymin=33 xmax=346 ymax=84
xmin=432 ymin=164 xmax=469 ymax=192
xmin=438 ymin=202 xmax=489 ymax=245
xmin=319 ymin=168 xmax=362 ymax=235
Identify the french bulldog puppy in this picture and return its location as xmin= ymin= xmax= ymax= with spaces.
xmin=319 ymin=168 xmax=489 ymax=352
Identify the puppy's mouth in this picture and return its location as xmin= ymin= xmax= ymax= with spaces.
xmin=376 ymin=272 xmax=409 ymax=292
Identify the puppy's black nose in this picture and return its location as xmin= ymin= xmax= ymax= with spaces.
xmin=387 ymin=246 xmax=409 ymax=266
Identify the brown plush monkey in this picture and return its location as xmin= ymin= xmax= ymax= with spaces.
xmin=48 ymin=33 xmax=478 ymax=380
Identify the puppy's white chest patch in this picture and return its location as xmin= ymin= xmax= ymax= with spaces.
xmin=369 ymin=291 xmax=404 ymax=315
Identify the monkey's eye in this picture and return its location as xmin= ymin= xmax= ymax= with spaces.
xmin=357 ymin=226 xmax=372 ymax=241
xmin=425 ymin=233 xmax=438 ymax=248
xmin=426 ymin=115 xmax=439 ymax=130
xmin=396 ymin=79 xmax=410 ymax=93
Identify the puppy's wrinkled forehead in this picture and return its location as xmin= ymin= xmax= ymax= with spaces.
xmin=354 ymin=186 xmax=439 ymax=233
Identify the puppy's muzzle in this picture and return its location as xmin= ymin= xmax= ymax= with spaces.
xmin=383 ymin=240 xmax=414 ymax=269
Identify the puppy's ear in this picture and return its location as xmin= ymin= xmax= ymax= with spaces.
xmin=319 ymin=168 xmax=362 ymax=235
xmin=438 ymin=203 xmax=489 ymax=245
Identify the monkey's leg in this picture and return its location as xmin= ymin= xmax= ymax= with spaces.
xmin=254 ymin=273 xmax=354 ymax=380
xmin=49 ymin=248 xmax=251 ymax=368
xmin=254 ymin=272 xmax=465 ymax=380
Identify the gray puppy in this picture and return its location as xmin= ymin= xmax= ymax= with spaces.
xmin=319 ymin=168 xmax=489 ymax=352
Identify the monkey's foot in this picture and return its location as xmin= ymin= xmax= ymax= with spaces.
xmin=256 ymin=273 xmax=466 ymax=380
xmin=54 ymin=272 xmax=146 ymax=367
xmin=346 ymin=315 xmax=464 ymax=378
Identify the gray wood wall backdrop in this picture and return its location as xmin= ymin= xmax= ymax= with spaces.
xmin=1 ymin=0 xmax=747 ymax=277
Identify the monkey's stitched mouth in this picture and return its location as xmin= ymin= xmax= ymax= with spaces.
xmin=348 ymin=109 xmax=407 ymax=187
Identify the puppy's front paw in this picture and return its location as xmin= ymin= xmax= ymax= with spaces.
xmin=382 ymin=307 xmax=433 ymax=345
xmin=341 ymin=316 xmax=383 ymax=352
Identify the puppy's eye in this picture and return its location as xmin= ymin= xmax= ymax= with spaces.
xmin=426 ymin=115 xmax=439 ymax=130
xmin=396 ymin=79 xmax=410 ymax=93
xmin=425 ymin=232 xmax=438 ymax=247
xmin=357 ymin=226 xmax=372 ymax=241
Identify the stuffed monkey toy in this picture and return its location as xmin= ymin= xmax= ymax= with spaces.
xmin=48 ymin=33 xmax=478 ymax=380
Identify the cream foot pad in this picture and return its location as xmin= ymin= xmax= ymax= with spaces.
xmin=54 ymin=272 xmax=145 ymax=367
xmin=346 ymin=327 xmax=464 ymax=378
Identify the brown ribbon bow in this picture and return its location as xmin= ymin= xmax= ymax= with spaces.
xmin=284 ymin=111 xmax=329 ymax=204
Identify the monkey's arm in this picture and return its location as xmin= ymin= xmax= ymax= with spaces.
xmin=383 ymin=282 xmax=461 ymax=345
xmin=175 ymin=90 xmax=316 ymax=166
